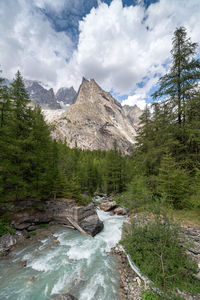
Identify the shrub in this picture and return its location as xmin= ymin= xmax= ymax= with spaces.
xmin=0 ymin=215 xmax=16 ymax=237
xmin=121 ymin=214 xmax=200 ymax=297
xmin=141 ymin=290 xmax=160 ymax=300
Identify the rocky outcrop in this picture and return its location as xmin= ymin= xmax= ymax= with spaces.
xmin=100 ymin=201 xmax=117 ymax=212
xmin=1 ymin=199 xmax=103 ymax=251
xmin=56 ymin=87 xmax=77 ymax=106
xmin=122 ymin=105 xmax=143 ymax=130
xmin=113 ymin=207 xmax=127 ymax=215
xmin=24 ymin=80 xmax=61 ymax=109
xmin=51 ymin=78 xmax=137 ymax=154
xmin=0 ymin=231 xmax=26 ymax=256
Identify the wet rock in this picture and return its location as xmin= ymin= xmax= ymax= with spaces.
xmin=0 ymin=233 xmax=17 ymax=255
xmin=14 ymin=223 xmax=31 ymax=230
xmin=113 ymin=207 xmax=127 ymax=215
xmin=100 ymin=201 xmax=117 ymax=212
xmin=27 ymin=225 xmax=37 ymax=231
xmin=80 ymin=214 xmax=103 ymax=236
xmin=52 ymin=294 xmax=78 ymax=300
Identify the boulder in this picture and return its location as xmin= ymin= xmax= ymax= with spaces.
xmin=0 ymin=233 xmax=17 ymax=255
xmin=14 ymin=223 xmax=31 ymax=230
xmin=80 ymin=214 xmax=104 ymax=237
xmin=113 ymin=207 xmax=127 ymax=215
xmin=100 ymin=201 xmax=117 ymax=212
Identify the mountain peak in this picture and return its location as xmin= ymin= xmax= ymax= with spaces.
xmin=51 ymin=79 xmax=137 ymax=154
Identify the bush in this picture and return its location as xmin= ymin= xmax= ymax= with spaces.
xmin=141 ymin=290 xmax=160 ymax=300
xmin=0 ymin=215 xmax=16 ymax=237
xmin=121 ymin=214 xmax=200 ymax=297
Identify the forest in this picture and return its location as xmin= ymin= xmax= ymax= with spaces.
xmin=1 ymin=27 xmax=200 ymax=213
xmin=1 ymin=26 xmax=200 ymax=299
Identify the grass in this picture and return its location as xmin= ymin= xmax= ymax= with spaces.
xmin=28 ymin=231 xmax=36 ymax=238
xmin=114 ymin=192 xmax=200 ymax=227
xmin=169 ymin=208 xmax=200 ymax=227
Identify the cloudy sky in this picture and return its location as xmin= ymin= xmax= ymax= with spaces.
xmin=0 ymin=0 xmax=200 ymax=108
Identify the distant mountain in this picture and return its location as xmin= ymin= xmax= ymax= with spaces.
xmin=24 ymin=80 xmax=61 ymax=109
xmin=51 ymin=78 xmax=138 ymax=154
xmin=122 ymin=105 xmax=143 ymax=130
xmin=56 ymin=87 xmax=77 ymax=106
xmin=1 ymin=78 xmax=77 ymax=109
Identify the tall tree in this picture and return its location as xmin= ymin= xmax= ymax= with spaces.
xmin=152 ymin=27 xmax=200 ymax=125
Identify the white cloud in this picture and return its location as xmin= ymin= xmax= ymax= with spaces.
xmin=122 ymin=94 xmax=147 ymax=109
xmin=0 ymin=0 xmax=200 ymax=99
xmin=0 ymin=0 xmax=73 ymax=88
xmin=71 ymin=0 xmax=200 ymax=99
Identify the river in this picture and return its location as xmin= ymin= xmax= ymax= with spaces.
xmin=0 ymin=209 xmax=125 ymax=300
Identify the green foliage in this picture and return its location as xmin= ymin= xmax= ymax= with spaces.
xmin=0 ymin=215 xmax=16 ymax=237
xmin=38 ymin=224 xmax=48 ymax=229
xmin=130 ymin=27 xmax=200 ymax=210
xmin=28 ymin=231 xmax=36 ymax=238
xmin=141 ymin=290 xmax=160 ymax=300
xmin=121 ymin=214 xmax=200 ymax=296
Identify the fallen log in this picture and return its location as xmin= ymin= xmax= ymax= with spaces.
xmin=66 ymin=217 xmax=89 ymax=236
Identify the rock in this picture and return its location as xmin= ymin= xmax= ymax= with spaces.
xmin=113 ymin=206 xmax=127 ymax=215
xmin=0 ymin=233 xmax=17 ymax=255
xmin=52 ymin=294 xmax=78 ymax=300
xmin=27 ymin=225 xmax=37 ymax=231
xmin=14 ymin=223 xmax=31 ymax=230
xmin=80 ymin=214 xmax=103 ymax=237
xmin=100 ymin=201 xmax=117 ymax=212
xmin=51 ymin=78 xmax=138 ymax=154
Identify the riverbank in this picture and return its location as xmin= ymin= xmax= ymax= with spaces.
xmin=117 ymin=213 xmax=200 ymax=300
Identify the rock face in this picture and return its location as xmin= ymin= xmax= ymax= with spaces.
xmin=0 ymin=232 xmax=25 ymax=256
xmin=100 ymin=200 xmax=117 ymax=212
xmin=113 ymin=207 xmax=127 ymax=215
xmin=24 ymin=80 xmax=61 ymax=109
xmin=52 ymin=78 xmax=138 ymax=154
xmin=56 ymin=87 xmax=77 ymax=105
xmin=123 ymin=105 xmax=143 ymax=130
xmin=2 ymin=199 xmax=103 ymax=241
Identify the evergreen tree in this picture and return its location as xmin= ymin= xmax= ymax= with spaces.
xmin=152 ymin=27 xmax=200 ymax=125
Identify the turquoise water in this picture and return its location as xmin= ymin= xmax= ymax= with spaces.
xmin=0 ymin=209 xmax=125 ymax=300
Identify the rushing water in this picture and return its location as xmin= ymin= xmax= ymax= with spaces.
xmin=0 ymin=209 xmax=125 ymax=300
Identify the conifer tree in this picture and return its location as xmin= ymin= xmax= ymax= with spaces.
xmin=152 ymin=27 xmax=200 ymax=125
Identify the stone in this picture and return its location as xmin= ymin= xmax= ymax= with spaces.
xmin=14 ymin=223 xmax=31 ymax=230
xmin=100 ymin=201 xmax=117 ymax=212
xmin=113 ymin=206 xmax=127 ymax=215
xmin=27 ymin=225 xmax=37 ymax=231
xmin=52 ymin=294 xmax=78 ymax=300
xmin=0 ymin=233 xmax=17 ymax=255
xmin=80 ymin=214 xmax=104 ymax=237
xmin=51 ymin=78 xmax=139 ymax=154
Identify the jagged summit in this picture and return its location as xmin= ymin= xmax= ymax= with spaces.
xmin=51 ymin=78 xmax=138 ymax=154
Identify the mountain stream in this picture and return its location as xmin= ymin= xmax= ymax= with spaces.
xmin=0 ymin=209 xmax=125 ymax=300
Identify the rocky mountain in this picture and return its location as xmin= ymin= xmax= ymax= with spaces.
xmin=123 ymin=105 xmax=143 ymax=130
xmin=51 ymin=78 xmax=138 ymax=154
xmin=24 ymin=80 xmax=61 ymax=109
xmin=56 ymin=87 xmax=77 ymax=106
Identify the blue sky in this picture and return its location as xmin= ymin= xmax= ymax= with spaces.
xmin=0 ymin=0 xmax=200 ymax=108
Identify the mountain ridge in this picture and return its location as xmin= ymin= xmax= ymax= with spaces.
xmin=51 ymin=78 xmax=141 ymax=154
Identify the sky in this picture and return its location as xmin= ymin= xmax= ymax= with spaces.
xmin=0 ymin=0 xmax=200 ymax=109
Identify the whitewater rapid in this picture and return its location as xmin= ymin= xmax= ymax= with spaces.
xmin=0 ymin=209 xmax=125 ymax=300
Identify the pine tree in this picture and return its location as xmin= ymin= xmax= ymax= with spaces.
xmin=152 ymin=27 xmax=200 ymax=125
xmin=2 ymin=71 xmax=32 ymax=200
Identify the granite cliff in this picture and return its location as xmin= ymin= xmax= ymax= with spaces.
xmin=51 ymin=78 xmax=139 ymax=154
